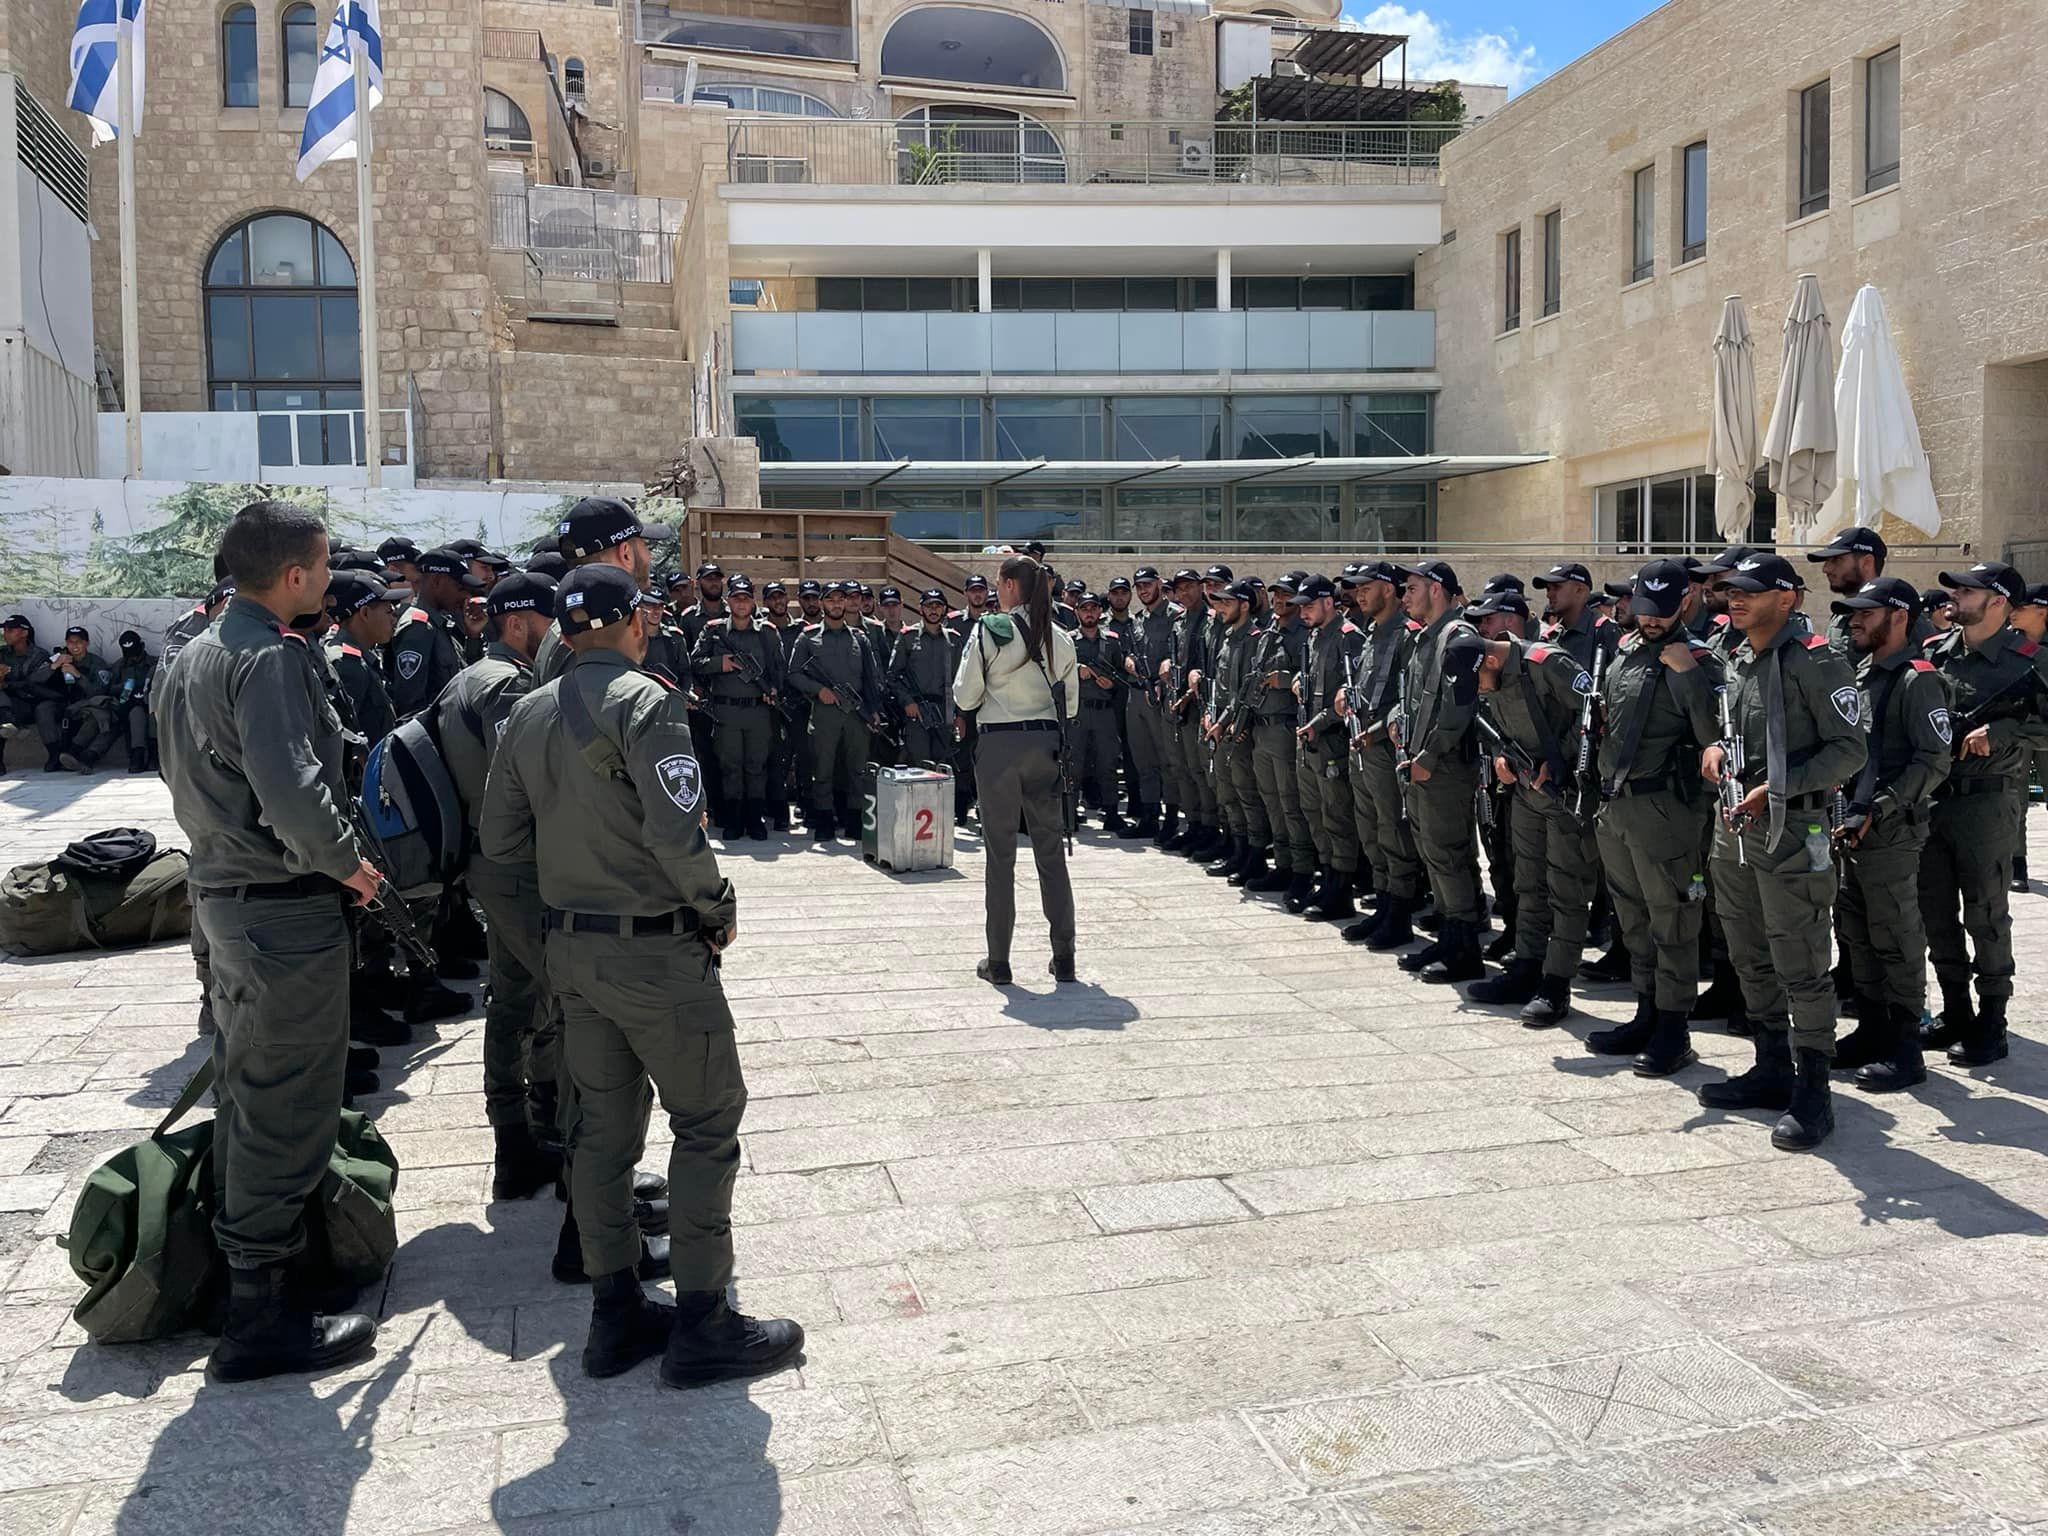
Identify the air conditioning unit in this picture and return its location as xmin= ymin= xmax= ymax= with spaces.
xmin=1181 ymin=139 xmax=1213 ymax=172
xmin=585 ymin=156 xmax=613 ymax=177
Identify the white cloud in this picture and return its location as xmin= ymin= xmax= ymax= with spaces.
xmin=1343 ymin=5 xmax=1545 ymax=94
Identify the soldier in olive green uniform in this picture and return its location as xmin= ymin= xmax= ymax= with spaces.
xmin=1393 ymin=561 xmax=1484 ymax=982
xmin=1918 ymin=561 xmax=2048 ymax=1066
xmin=156 ymin=499 xmax=380 ymax=1382
xmin=0 ymin=615 xmax=51 ymax=758
xmin=40 ymin=628 xmax=112 ymax=772
xmin=481 ymin=563 xmax=802 ymax=1388
xmin=1696 ymin=554 xmax=1868 ymax=1153
xmin=1459 ymin=629 xmax=1600 ymax=1022
xmin=676 ymin=563 xmax=728 ymax=651
xmin=1164 ymin=572 xmax=1219 ymax=858
xmin=1341 ymin=563 xmax=1425 ymax=947
xmin=889 ymin=589 xmax=963 ymax=772
xmin=1202 ymin=580 xmax=1265 ymax=882
xmin=531 ymin=499 xmax=674 ymax=688
xmin=1826 ymin=578 xmax=1953 ymax=1092
xmin=1586 ymin=560 xmax=1725 ymax=1072
xmin=691 ymin=575 xmax=787 ymax=840
xmin=1291 ymin=576 xmax=1359 ymax=919
xmin=1247 ymin=577 xmax=1312 ymax=894
xmin=1130 ymin=570 xmax=1182 ymax=843
xmin=437 ymin=572 xmax=564 ymax=1201
xmin=1070 ymin=594 xmax=1129 ymax=832
xmin=322 ymin=573 xmax=403 ymax=749
xmin=73 ymin=630 xmax=158 ymax=772
xmin=789 ymin=582 xmax=884 ymax=842
xmin=387 ymin=547 xmax=477 ymax=717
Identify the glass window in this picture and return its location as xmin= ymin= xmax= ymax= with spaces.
xmin=1352 ymin=393 xmax=1429 ymax=457
xmin=872 ymin=397 xmax=981 ymax=460
xmin=993 ymin=398 xmax=1103 ymax=461
xmin=206 ymin=214 xmax=360 ymax=463
xmin=697 ymin=83 xmax=839 ymax=116
xmin=897 ymin=105 xmax=1066 ymax=185
xmin=1680 ymin=141 xmax=1707 ymax=263
xmin=564 ymin=57 xmax=587 ymax=99
xmin=316 ymin=226 xmax=354 ymax=285
xmin=1020 ymin=278 xmax=1074 ymax=311
xmin=734 ymin=396 xmax=861 ymax=461
xmin=878 ymin=488 xmax=978 ymax=542
xmin=763 ymin=486 xmax=865 ymax=508
xmin=1301 ymin=276 xmax=1350 ymax=310
xmin=1236 ymin=484 xmax=1339 ymax=544
xmin=1128 ymin=8 xmax=1152 ymax=56
xmin=860 ymin=278 xmax=909 ymax=312
xmin=906 ymin=276 xmax=954 ymax=311
xmin=248 ymin=214 xmax=318 ymax=285
xmin=206 ymin=296 xmax=252 ymax=379
xmin=221 ymin=6 xmax=257 ymax=107
xmin=1113 ymin=487 xmax=1221 ymax=545
xmin=1599 ymin=480 xmax=1646 ymax=546
xmin=1073 ymin=278 xmax=1124 ymax=311
xmin=207 ymin=226 xmax=247 ymax=286
xmin=321 ymin=297 xmax=360 ymax=379
xmin=282 ymin=4 xmax=317 ymax=108
xmin=1798 ymin=80 xmax=1831 ymax=217
xmin=1125 ymin=278 xmax=1176 ymax=311
xmin=1541 ymin=209 xmax=1561 ymax=317
xmin=1352 ymin=484 xmax=1430 ymax=546
xmin=817 ymin=277 xmax=862 ymax=311
xmin=1500 ymin=228 xmax=1521 ymax=331
xmin=1354 ymin=275 xmax=1411 ymax=310
xmin=250 ymin=295 xmax=321 ymax=379
xmin=1865 ymin=47 xmax=1900 ymax=191
xmin=990 ymin=278 xmax=1022 ymax=311
xmin=881 ymin=9 xmax=1065 ymax=90
xmin=1247 ymin=277 xmax=1298 ymax=310
xmin=1233 ymin=395 xmax=1340 ymax=459
xmin=1111 ymin=396 xmax=1223 ymax=460
xmin=1631 ymin=164 xmax=1655 ymax=283
xmin=1648 ymin=474 xmax=1688 ymax=546
xmin=484 ymin=88 xmax=533 ymax=150
xmin=996 ymin=489 xmax=1105 ymax=543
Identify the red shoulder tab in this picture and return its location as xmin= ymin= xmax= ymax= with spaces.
xmin=405 ymin=608 xmax=427 ymax=623
xmin=1594 ymin=615 xmax=1615 ymax=629
xmin=1404 ymin=619 xmax=1422 ymax=632
xmin=1803 ymin=634 xmax=1830 ymax=650
xmin=802 ymin=622 xmax=822 ymax=633
xmin=1713 ymin=613 xmax=1730 ymax=628
xmin=1527 ymin=644 xmax=1552 ymax=663
xmin=1339 ymin=620 xmax=1360 ymax=634
xmin=2018 ymin=639 xmax=2041 ymax=657
xmin=1909 ymin=658 xmax=1935 ymax=672
xmin=339 ymin=643 xmax=362 ymax=658
xmin=273 ymin=625 xmax=307 ymax=647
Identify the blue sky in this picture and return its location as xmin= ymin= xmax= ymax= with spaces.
xmin=1342 ymin=2 xmax=1664 ymax=95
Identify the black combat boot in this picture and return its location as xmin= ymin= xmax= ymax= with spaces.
xmin=1949 ymin=997 xmax=2010 ymax=1067
xmin=1588 ymin=993 xmax=1657 ymax=1056
xmin=1412 ymin=901 xmax=1442 ymax=935
xmin=1466 ymin=956 xmax=1541 ymax=1006
xmin=1124 ymin=806 xmax=1158 ymax=839
xmin=404 ymin=978 xmax=471 ymax=1027
xmin=2011 ymin=856 xmax=2031 ymax=893
xmin=1856 ymin=1004 xmax=1929 ymax=1093
xmin=1520 ymin=973 xmax=1573 ymax=1028
xmin=582 ymin=1268 xmax=678 ymax=1378
xmin=551 ymin=1206 xmax=671 ymax=1286
xmin=128 ymin=747 xmax=150 ymax=773
xmin=1189 ymin=824 xmax=1225 ymax=861
xmin=1155 ymin=805 xmax=1182 ymax=847
xmin=1397 ymin=931 xmax=1448 ymax=973
xmin=58 ymin=748 xmax=97 ymax=773
xmin=1919 ymin=979 xmax=1974 ymax=1050
xmin=1103 ymin=809 xmax=1132 ymax=836
xmin=1578 ymin=940 xmax=1632 ymax=984
xmin=744 ymin=799 xmax=769 ymax=841
xmin=1282 ymin=867 xmax=1318 ymax=913
xmin=1249 ymin=861 xmax=1294 ymax=894
xmin=206 ymin=1264 xmax=377 ymax=1383
xmin=1340 ymin=912 xmax=1379 ymax=943
xmin=1048 ymin=954 xmax=1077 ymax=983
xmin=1481 ymin=928 xmax=1516 ymax=963
xmin=1689 ymin=958 xmax=1743 ymax=1020
xmin=1420 ymin=920 xmax=1484 ymax=984
xmin=1204 ymin=836 xmax=1243 ymax=877
xmin=660 ymin=1292 xmax=805 ymax=1389
xmin=1634 ymin=1009 xmax=1697 ymax=1077
xmin=772 ymin=800 xmax=793 ymax=832
xmin=1697 ymin=1026 xmax=1796 ymax=1111
xmin=348 ymin=990 xmax=413 ymax=1047
xmin=1229 ymin=846 xmax=1268 ymax=889
xmin=43 ymin=751 xmax=64 ymax=772
xmin=1303 ymin=871 xmax=1356 ymax=923
xmin=1771 ymin=1048 xmax=1836 ymax=1151
xmin=1363 ymin=897 xmax=1417 ymax=952
xmin=810 ymin=806 xmax=835 ymax=843
xmin=492 ymin=1122 xmax=564 ymax=1200
xmin=836 ymin=802 xmax=862 ymax=841
xmin=975 ymin=958 xmax=1013 ymax=985
xmin=1831 ymin=997 xmax=1889 ymax=1072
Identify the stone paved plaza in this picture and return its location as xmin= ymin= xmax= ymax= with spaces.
xmin=2 ymin=769 xmax=2046 ymax=1536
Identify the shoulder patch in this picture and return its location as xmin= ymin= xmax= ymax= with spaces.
xmin=1527 ymin=644 xmax=1552 ymax=664
xmin=655 ymin=753 xmax=702 ymax=812
xmin=405 ymin=608 xmax=427 ymax=623
xmin=1830 ymin=685 xmax=1862 ymax=726
xmin=1594 ymin=615 xmax=1615 ymax=629
xmin=1909 ymin=658 xmax=1935 ymax=672
xmin=1804 ymin=634 xmax=1831 ymax=650
xmin=339 ymin=643 xmax=362 ymax=658
xmin=2018 ymin=639 xmax=2040 ymax=657
xmin=1404 ymin=619 xmax=1422 ymax=632
xmin=1713 ymin=614 xmax=1730 ymax=628
xmin=1929 ymin=706 xmax=1953 ymax=746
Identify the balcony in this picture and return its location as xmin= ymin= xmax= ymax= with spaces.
xmin=731 ymin=309 xmax=1436 ymax=376
xmin=725 ymin=119 xmax=1456 ymax=189
xmin=637 ymin=0 xmax=853 ymax=63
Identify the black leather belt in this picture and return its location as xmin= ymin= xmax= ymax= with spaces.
xmin=1081 ymin=701 xmax=1117 ymax=711
xmin=543 ymin=908 xmax=700 ymax=936
xmin=1938 ymin=775 xmax=2012 ymax=800
xmin=195 ymin=873 xmax=337 ymax=900
xmin=981 ymin=720 xmax=1058 ymax=733
xmin=1604 ymin=773 xmax=1683 ymax=800
xmin=716 ymin=699 xmax=766 ymax=709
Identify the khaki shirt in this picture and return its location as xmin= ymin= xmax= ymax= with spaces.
xmin=479 ymin=647 xmax=735 ymax=929
xmin=156 ymin=596 xmax=357 ymax=887
xmin=952 ymin=610 xmax=1078 ymax=725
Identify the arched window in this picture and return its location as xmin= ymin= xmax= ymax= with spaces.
xmin=563 ymin=57 xmax=587 ymax=100
xmin=204 ymin=214 xmax=362 ymax=467
xmin=897 ymin=104 xmax=1066 ymax=184
xmin=484 ymin=88 xmax=533 ymax=151
xmin=221 ymin=5 xmax=258 ymax=107
xmin=281 ymin=4 xmax=317 ymax=108
xmin=880 ymin=8 xmax=1065 ymax=91
xmin=694 ymin=82 xmax=839 ymax=116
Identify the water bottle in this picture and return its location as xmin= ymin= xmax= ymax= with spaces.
xmin=1804 ymin=823 xmax=1830 ymax=873
xmin=1684 ymin=873 xmax=1707 ymax=903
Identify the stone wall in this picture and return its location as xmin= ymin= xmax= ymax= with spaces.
xmin=1422 ymin=0 xmax=2048 ymax=558
xmin=485 ymin=0 xmax=626 ymax=131
xmin=494 ymin=348 xmax=692 ymax=482
xmin=1081 ymin=1 xmax=1214 ymax=124
xmin=82 ymin=0 xmax=499 ymax=480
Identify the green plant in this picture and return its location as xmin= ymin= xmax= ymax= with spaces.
xmin=901 ymin=127 xmax=962 ymax=185
xmin=1414 ymin=81 xmax=1467 ymax=124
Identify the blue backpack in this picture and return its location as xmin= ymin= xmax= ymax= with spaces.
xmin=358 ymin=711 xmax=466 ymax=898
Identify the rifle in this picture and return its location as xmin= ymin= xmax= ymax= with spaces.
xmin=1046 ymin=667 xmax=1077 ymax=854
xmin=1950 ymin=664 xmax=2044 ymax=750
xmin=1339 ymin=637 xmax=1367 ymax=750
xmin=798 ymin=649 xmax=882 ymax=731
xmin=1475 ymin=709 xmax=1556 ymax=800
xmin=1389 ymin=653 xmax=1413 ymax=823
xmin=1570 ymin=644 xmax=1607 ymax=822
xmin=344 ymin=799 xmax=440 ymax=975
xmin=725 ymin=636 xmax=801 ymax=723
xmin=1714 ymin=684 xmax=1750 ymax=865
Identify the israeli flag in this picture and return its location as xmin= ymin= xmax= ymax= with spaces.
xmin=67 ymin=0 xmax=145 ymax=145
xmin=295 ymin=0 xmax=383 ymax=182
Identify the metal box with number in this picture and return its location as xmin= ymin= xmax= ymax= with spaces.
xmin=862 ymin=765 xmax=955 ymax=872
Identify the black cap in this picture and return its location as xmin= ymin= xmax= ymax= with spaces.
xmin=1296 ymin=575 xmax=1337 ymax=602
xmin=1 ymin=613 xmax=30 ymax=630
xmin=1442 ymin=630 xmax=1490 ymax=684
xmin=207 ymin=582 xmax=237 ymax=607
xmin=486 ymin=571 xmax=557 ymax=618
xmin=1921 ymin=587 xmax=1955 ymax=611
xmin=525 ymin=551 xmax=569 ymax=580
xmin=329 ymin=571 xmax=409 ymax=619
xmin=64 ymin=625 xmax=89 ymax=640
xmin=1830 ymin=576 xmax=1920 ymax=616
xmin=1355 ymin=560 xmax=1400 ymax=587
xmin=418 ymin=547 xmax=485 ymax=590
xmin=1025 ymin=541 xmax=1046 ymax=556
xmin=822 ymin=581 xmax=848 ymax=596
xmin=1108 ymin=575 xmax=1132 ymax=591
xmin=1631 ymin=559 xmax=1693 ymax=617
xmin=558 ymin=497 xmax=675 ymax=561
xmin=1220 ymin=578 xmax=1259 ymax=604
xmin=856 ymin=583 xmax=872 ymax=597
xmin=1466 ymin=591 xmax=1530 ymax=619
xmin=2021 ymin=583 xmax=2048 ymax=609
xmin=330 ymin=548 xmax=386 ymax=574
xmin=879 ymin=586 xmax=902 ymax=603
xmin=1482 ymin=571 xmax=1525 ymax=595
xmin=1203 ymin=564 xmax=1234 ymax=583
xmin=1077 ymin=591 xmax=1106 ymax=609
xmin=557 ymin=564 xmax=654 ymax=635
xmin=1171 ymin=568 xmax=1202 ymax=585
xmin=695 ymin=562 xmax=723 ymax=579
xmin=1720 ymin=553 xmax=1805 ymax=594
xmin=1603 ymin=579 xmax=1637 ymax=600
xmin=1532 ymin=562 xmax=1592 ymax=588
xmin=727 ymin=574 xmax=755 ymax=596
xmin=665 ymin=570 xmax=695 ymax=593
xmin=798 ymin=579 xmax=823 ymax=597
xmin=920 ymin=588 xmax=947 ymax=605
xmin=1269 ymin=574 xmax=1300 ymax=596
xmin=1939 ymin=561 xmax=2026 ymax=604
xmin=1696 ymin=544 xmax=1759 ymax=576
xmin=447 ymin=538 xmax=489 ymax=559
xmin=529 ymin=534 xmax=562 ymax=558
xmin=1682 ymin=557 xmax=1711 ymax=584
xmin=482 ymin=552 xmax=512 ymax=573
xmin=965 ymin=574 xmax=990 ymax=592
xmin=119 ymin=629 xmax=144 ymax=651
xmin=1132 ymin=567 xmax=1160 ymax=583
xmin=763 ymin=581 xmax=787 ymax=597
xmin=377 ymin=536 xmax=422 ymax=563
xmin=1806 ymin=526 xmax=1888 ymax=564
xmin=1397 ymin=559 xmax=1461 ymax=593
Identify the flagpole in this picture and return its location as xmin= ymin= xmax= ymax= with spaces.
xmin=352 ymin=40 xmax=382 ymax=488
xmin=115 ymin=18 xmax=141 ymax=477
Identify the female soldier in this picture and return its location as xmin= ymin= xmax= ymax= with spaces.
xmin=954 ymin=554 xmax=1080 ymax=983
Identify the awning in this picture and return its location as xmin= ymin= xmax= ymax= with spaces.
xmin=758 ymin=455 xmax=1550 ymax=491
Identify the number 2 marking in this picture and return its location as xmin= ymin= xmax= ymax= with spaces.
xmin=913 ymin=808 xmax=934 ymax=841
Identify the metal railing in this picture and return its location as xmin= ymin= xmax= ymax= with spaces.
xmin=483 ymin=26 xmax=544 ymax=60
xmin=726 ymin=119 xmax=1459 ymax=188
xmin=491 ymin=184 xmax=688 ymax=283
xmin=523 ymin=246 xmax=626 ymax=319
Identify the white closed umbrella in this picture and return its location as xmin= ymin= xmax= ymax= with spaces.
xmin=1708 ymin=295 xmax=1758 ymax=537
xmin=1761 ymin=273 xmax=1837 ymax=540
xmin=1817 ymin=283 xmax=1940 ymax=536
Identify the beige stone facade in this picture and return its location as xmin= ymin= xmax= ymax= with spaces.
xmin=1422 ymin=0 xmax=2048 ymax=563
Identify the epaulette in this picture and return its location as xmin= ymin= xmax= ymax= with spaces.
xmin=1686 ymin=636 xmax=1714 ymax=652
xmin=1594 ymin=615 xmax=1615 ymax=628
xmin=1339 ymin=620 xmax=1360 ymax=634
xmin=1404 ymin=618 xmax=1422 ymax=632
xmin=339 ymin=643 xmax=362 ymax=658
xmin=2018 ymin=639 xmax=2041 ymax=658
xmin=802 ymin=622 xmax=823 ymax=633
xmin=643 ymin=670 xmax=677 ymax=691
xmin=272 ymin=624 xmax=307 ymax=648
xmin=1909 ymin=658 xmax=1935 ymax=672
xmin=1527 ymin=644 xmax=1553 ymax=663
xmin=1713 ymin=613 xmax=1731 ymax=628
xmin=1803 ymin=633 xmax=1830 ymax=650
xmin=404 ymin=608 xmax=427 ymax=623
